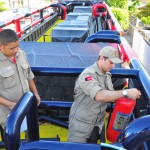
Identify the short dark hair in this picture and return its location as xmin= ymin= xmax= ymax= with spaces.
xmin=0 ymin=29 xmax=19 ymax=45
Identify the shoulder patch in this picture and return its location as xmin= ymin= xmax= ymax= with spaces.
xmin=85 ymin=76 xmax=92 ymax=81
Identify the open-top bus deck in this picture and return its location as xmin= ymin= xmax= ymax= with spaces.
xmin=0 ymin=1 xmax=150 ymax=150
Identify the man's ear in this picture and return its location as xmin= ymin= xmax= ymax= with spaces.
xmin=0 ymin=44 xmax=3 ymax=51
xmin=0 ymin=45 xmax=2 ymax=51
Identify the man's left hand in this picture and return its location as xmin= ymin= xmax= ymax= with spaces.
xmin=35 ymin=93 xmax=41 ymax=106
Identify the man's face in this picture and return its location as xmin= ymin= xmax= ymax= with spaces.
xmin=0 ymin=41 xmax=19 ymax=58
xmin=102 ymin=57 xmax=115 ymax=73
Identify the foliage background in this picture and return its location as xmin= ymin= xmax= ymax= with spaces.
xmin=0 ymin=2 xmax=7 ymax=12
xmin=111 ymin=7 xmax=129 ymax=30
xmin=107 ymin=0 xmax=150 ymax=27
xmin=136 ymin=3 xmax=150 ymax=25
xmin=107 ymin=0 xmax=129 ymax=30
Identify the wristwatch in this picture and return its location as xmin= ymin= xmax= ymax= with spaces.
xmin=122 ymin=90 xmax=128 ymax=98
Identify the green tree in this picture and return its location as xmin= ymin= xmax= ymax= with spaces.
xmin=128 ymin=0 xmax=140 ymax=11
xmin=107 ymin=0 xmax=128 ymax=9
xmin=106 ymin=0 xmax=129 ymax=30
xmin=141 ymin=16 xmax=150 ymax=25
xmin=111 ymin=7 xmax=129 ymax=30
xmin=136 ymin=2 xmax=150 ymax=24
xmin=0 ymin=2 xmax=7 ymax=12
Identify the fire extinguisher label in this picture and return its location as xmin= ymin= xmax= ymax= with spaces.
xmin=113 ymin=112 xmax=131 ymax=131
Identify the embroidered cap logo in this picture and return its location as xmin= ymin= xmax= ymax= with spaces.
xmin=114 ymin=50 xmax=119 ymax=58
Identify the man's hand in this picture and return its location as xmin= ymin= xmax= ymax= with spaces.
xmin=8 ymin=101 xmax=17 ymax=110
xmin=127 ymin=88 xmax=141 ymax=100
xmin=35 ymin=93 xmax=41 ymax=106
xmin=28 ymin=79 xmax=41 ymax=106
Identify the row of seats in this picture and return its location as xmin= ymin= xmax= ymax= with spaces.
xmin=52 ymin=6 xmax=94 ymax=42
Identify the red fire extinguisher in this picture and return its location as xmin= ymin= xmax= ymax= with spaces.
xmin=106 ymin=98 xmax=136 ymax=143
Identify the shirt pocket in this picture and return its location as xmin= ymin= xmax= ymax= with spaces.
xmin=0 ymin=69 xmax=16 ymax=89
xmin=74 ymin=108 xmax=95 ymax=134
xmin=21 ymin=64 xmax=29 ymax=79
